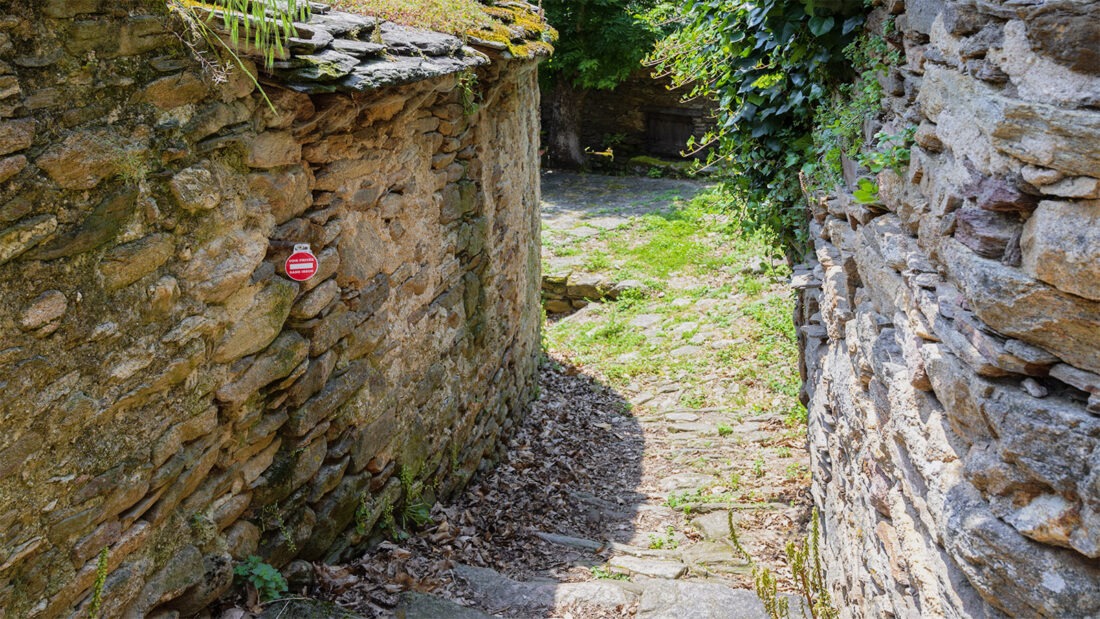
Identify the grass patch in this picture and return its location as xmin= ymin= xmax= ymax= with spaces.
xmin=330 ymin=0 xmax=487 ymax=34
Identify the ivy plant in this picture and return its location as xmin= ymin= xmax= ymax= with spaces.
xmin=650 ymin=0 xmax=867 ymax=256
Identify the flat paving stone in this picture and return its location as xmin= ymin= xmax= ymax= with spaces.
xmin=609 ymin=555 xmax=688 ymax=579
xmin=668 ymin=421 xmax=712 ymax=433
xmin=691 ymin=509 xmax=735 ymax=541
xmin=664 ymin=412 xmax=700 ymax=422
xmin=630 ymin=314 xmax=663 ymax=328
xmin=658 ymin=472 xmax=716 ymax=492
xmin=636 ymin=579 xmax=768 ymax=619
xmin=396 ymin=592 xmax=495 ymax=619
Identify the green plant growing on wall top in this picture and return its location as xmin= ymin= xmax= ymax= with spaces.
xmin=167 ymin=0 xmax=310 ymax=111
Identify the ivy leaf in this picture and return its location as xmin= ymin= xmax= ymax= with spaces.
xmin=842 ymin=15 xmax=864 ymax=35
xmin=808 ymin=15 xmax=834 ymax=36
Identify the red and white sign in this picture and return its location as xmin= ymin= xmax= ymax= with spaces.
xmin=284 ymin=244 xmax=318 ymax=282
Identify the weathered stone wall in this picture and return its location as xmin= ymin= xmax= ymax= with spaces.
xmin=545 ymin=71 xmax=714 ymax=159
xmin=0 ymin=2 xmax=544 ymax=616
xmin=798 ymin=0 xmax=1100 ymax=616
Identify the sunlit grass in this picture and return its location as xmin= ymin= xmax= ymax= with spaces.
xmin=329 ymin=0 xmax=488 ymax=34
xmin=544 ymin=185 xmax=802 ymax=425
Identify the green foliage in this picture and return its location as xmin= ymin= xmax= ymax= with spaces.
xmin=259 ymin=503 xmax=297 ymax=553
xmin=717 ymin=423 xmax=734 ymax=437
xmin=648 ymin=525 xmax=680 ymax=549
xmin=542 ymin=0 xmax=664 ymax=90
xmin=852 ymin=177 xmax=879 ymax=204
xmin=858 ymin=127 xmax=915 ymax=173
xmin=807 ymin=30 xmax=902 ymax=189
xmin=399 ymin=467 xmax=434 ymax=530
xmin=752 ymin=455 xmax=766 ymax=478
xmin=168 ymin=0 xmax=310 ymax=112
xmin=169 ymin=0 xmax=309 ymax=69
xmin=649 ymin=0 xmax=867 ymax=255
xmin=88 ymin=547 xmax=109 ymax=618
xmin=590 ymin=565 xmax=631 ymax=580
xmin=457 ymin=69 xmax=480 ymax=116
xmin=354 ymin=495 xmax=372 ymax=535
xmin=234 ymin=556 xmax=288 ymax=602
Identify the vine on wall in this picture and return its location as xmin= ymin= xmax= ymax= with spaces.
xmin=649 ymin=0 xmax=880 ymax=256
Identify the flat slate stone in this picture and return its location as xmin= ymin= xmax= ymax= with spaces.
xmin=396 ymin=592 xmax=494 ymax=619
xmin=380 ymin=22 xmax=463 ymax=56
xmin=635 ymin=579 xmax=767 ymax=619
xmin=609 ymin=555 xmax=687 ymax=579
xmin=664 ymin=412 xmax=700 ymax=422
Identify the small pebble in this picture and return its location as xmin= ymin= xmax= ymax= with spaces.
xmin=1021 ymin=377 xmax=1048 ymax=398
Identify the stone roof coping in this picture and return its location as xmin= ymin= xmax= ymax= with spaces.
xmin=190 ymin=0 xmax=554 ymax=94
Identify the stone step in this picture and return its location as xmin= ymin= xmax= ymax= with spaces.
xmin=608 ymin=555 xmax=688 ymax=579
xmin=395 ymin=592 xmax=495 ymax=619
xmin=453 ymin=564 xmax=639 ymax=615
xmin=634 ymin=579 xmax=769 ymax=619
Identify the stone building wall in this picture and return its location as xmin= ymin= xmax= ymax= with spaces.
xmin=797 ymin=0 xmax=1100 ymax=616
xmin=546 ymin=72 xmax=714 ymax=160
xmin=0 ymin=1 xmax=547 ymax=616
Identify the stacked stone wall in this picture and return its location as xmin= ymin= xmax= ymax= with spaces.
xmin=797 ymin=0 xmax=1100 ymax=616
xmin=0 ymin=2 xmax=543 ymax=616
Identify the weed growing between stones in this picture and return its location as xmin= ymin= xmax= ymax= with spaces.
xmin=399 ymin=466 xmax=434 ymax=530
xmin=457 ymin=69 xmax=480 ymax=116
xmin=234 ymin=556 xmax=288 ymax=602
xmin=88 ymin=547 xmax=109 ymax=618
xmin=647 ymin=526 xmax=680 ymax=550
xmin=259 ymin=503 xmax=297 ymax=554
xmin=730 ymin=509 xmax=838 ymax=619
xmin=590 ymin=565 xmax=630 ymax=581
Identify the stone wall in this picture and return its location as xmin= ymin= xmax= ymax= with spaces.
xmin=797 ymin=0 xmax=1100 ymax=616
xmin=0 ymin=2 xmax=546 ymax=616
xmin=547 ymin=71 xmax=714 ymax=159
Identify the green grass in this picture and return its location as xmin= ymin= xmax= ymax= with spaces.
xmin=330 ymin=0 xmax=487 ymax=34
xmin=544 ymin=185 xmax=802 ymax=426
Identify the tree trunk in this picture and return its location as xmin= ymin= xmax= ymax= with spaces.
xmin=544 ymin=80 xmax=587 ymax=169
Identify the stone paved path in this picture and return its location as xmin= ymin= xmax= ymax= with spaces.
xmin=530 ymin=171 xmax=811 ymax=618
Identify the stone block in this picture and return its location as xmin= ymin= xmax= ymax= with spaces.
xmin=246 ymin=131 xmax=302 ymax=169
xmin=0 ymin=154 xmax=27 ymax=183
xmin=954 ymin=206 xmax=1020 ymax=259
xmin=18 ymin=290 xmax=67 ymax=332
xmin=1021 ymin=200 xmax=1100 ymax=302
xmin=183 ymin=230 xmax=269 ymax=304
xmin=942 ymin=239 xmax=1100 ymax=375
xmin=37 ymin=129 xmax=135 ymax=190
xmin=28 ymin=189 xmax=137 ymax=261
xmin=213 ymin=279 xmax=298 ymax=363
xmin=170 ymin=165 xmax=221 ymax=213
xmin=99 ymin=234 xmax=175 ymax=291
xmin=943 ymin=486 xmax=1100 ymax=617
xmin=0 ymin=117 xmax=34 ymax=156
xmin=992 ymin=99 xmax=1100 ymax=178
xmin=285 ymin=361 xmax=377 ymax=436
xmin=0 ymin=214 xmax=56 ymax=266
xmin=138 ymin=72 xmax=208 ymax=110
xmin=216 ymin=331 xmax=309 ymax=406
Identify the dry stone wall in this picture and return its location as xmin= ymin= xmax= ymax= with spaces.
xmin=797 ymin=0 xmax=1100 ymax=616
xmin=0 ymin=1 xmax=546 ymax=616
